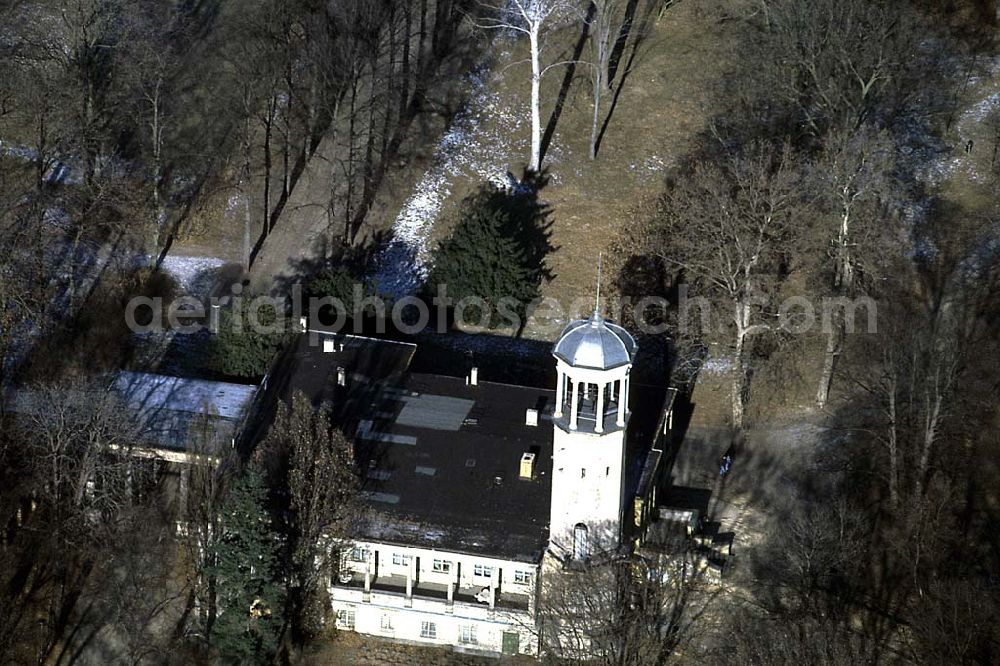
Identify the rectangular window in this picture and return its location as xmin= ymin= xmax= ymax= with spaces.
xmin=473 ymin=564 xmax=494 ymax=578
xmin=514 ymin=570 xmax=531 ymax=585
xmin=420 ymin=621 xmax=437 ymax=639
xmin=380 ymin=614 xmax=393 ymax=632
xmin=392 ymin=552 xmax=411 ymax=566
xmin=459 ymin=624 xmax=477 ymax=645
xmin=432 ymin=559 xmax=451 ymax=573
xmin=350 ymin=546 xmax=368 ymax=562
xmin=337 ymin=609 xmax=355 ymax=630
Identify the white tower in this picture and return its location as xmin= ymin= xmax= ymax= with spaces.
xmin=548 ymin=312 xmax=636 ymax=561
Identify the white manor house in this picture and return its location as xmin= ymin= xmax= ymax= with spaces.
xmin=279 ymin=312 xmax=676 ymax=657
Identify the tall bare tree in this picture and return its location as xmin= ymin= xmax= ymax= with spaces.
xmin=537 ymin=545 xmax=712 ymax=663
xmin=586 ymin=0 xmax=618 ymax=160
xmin=117 ymin=2 xmax=189 ymax=260
xmin=476 ymin=0 xmax=584 ymax=172
xmin=19 ymin=381 xmax=150 ymax=544
xmin=740 ymin=0 xmax=921 ymax=136
xmin=261 ymin=392 xmax=359 ymax=637
xmin=631 ymin=142 xmax=801 ymax=428
xmin=809 ymin=125 xmax=895 ymax=408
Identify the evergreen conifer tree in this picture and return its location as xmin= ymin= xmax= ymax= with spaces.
xmin=209 ymin=465 xmax=285 ymax=664
xmin=429 ymin=184 xmax=551 ymax=329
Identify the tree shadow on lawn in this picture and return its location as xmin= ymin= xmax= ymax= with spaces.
xmin=595 ymin=0 xmax=664 ymax=158
xmin=539 ymin=2 xmax=594 ymax=167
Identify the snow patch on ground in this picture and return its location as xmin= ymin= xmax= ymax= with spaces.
xmin=158 ymin=255 xmax=227 ymax=294
xmin=701 ymin=356 xmax=733 ymax=375
xmin=0 ymin=139 xmax=82 ymax=185
xmin=629 ymin=154 xmax=670 ymax=182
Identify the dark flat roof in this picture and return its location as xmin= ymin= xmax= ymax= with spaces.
xmin=277 ymin=333 xmax=554 ymax=561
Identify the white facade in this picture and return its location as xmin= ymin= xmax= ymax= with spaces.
xmin=330 ymin=540 xmax=538 ymax=656
xmin=549 ymin=318 xmax=635 ymax=559
xmin=549 ymin=418 xmax=628 ymax=557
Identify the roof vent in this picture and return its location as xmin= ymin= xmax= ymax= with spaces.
xmin=519 ymin=452 xmax=536 ymax=480
xmin=525 ymin=408 xmax=538 ymax=427
xmin=467 ymin=367 xmax=479 ymax=386
xmin=299 ymin=316 xmax=308 ymax=332
xmin=323 ymin=338 xmax=335 ymax=353
xmin=337 ymin=367 xmax=346 ymax=386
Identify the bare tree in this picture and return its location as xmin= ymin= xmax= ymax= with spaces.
xmin=849 ymin=296 xmax=963 ymax=508
xmin=809 ymin=125 xmax=895 ymax=408
xmin=984 ymin=105 xmax=1000 ymax=174
xmin=586 ymin=0 xmax=619 ymax=160
xmin=904 ymin=578 xmax=1000 ymax=665
xmin=16 ymin=0 xmax=126 ymax=188
xmin=18 ymin=380 xmax=151 ymax=544
xmin=90 ymin=511 xmax=182 ymax=666
xmin=740 ymin=0 xmax=921 ymax=136
xmin=117 ymin=2 xmax=189 ymax=260
xmin=537 ymin=541 xmax=712 ymax=663
xmin=630 ymin=142 xmax=801 ymax=428
xmin=717 ymin=608 xmax=877 ymax=666
xmin=176 ymin=418 xmax=231 ymax=638
xmin=475 ymin=0 xmax=584 ymax=172
xmin=261 ymin=392 xmax=359 ymax=637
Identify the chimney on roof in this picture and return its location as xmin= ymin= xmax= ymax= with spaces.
xmin=519 ymin=452 xmax=536 ymax=479
xmin=299 ymin=316 xmax=308 ymax=332
xmin=467 ymin=367 xmax=479 ymax=386
xmin=525 ymin=408 xmax=538 ymax=427
xmin=337 ymin=367 xmax=346 ymax=386
xmin=323 ymin=338 xmax=335 ymax=353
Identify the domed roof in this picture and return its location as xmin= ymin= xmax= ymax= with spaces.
xmin=553 ymin=313 xmax=636 ymax=370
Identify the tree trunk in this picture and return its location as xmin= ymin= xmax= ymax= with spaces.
xmin=282 ymin=68 xmax=293 ymax=200
xmin=914 ymin=381 xmax=944 ymax=502
xmin=242 ymin=185 xmax=252 ymax=271
xmin=589 ymin=65 xmax=602 ymax=160
xmin=418 ymin=0 xmax=427 ymax=74
xmin=431 ymin=0 xmax=443 ymax=59
xmin=344 ymin=75 xmax=359 ymax=242
xmin=818 ymin=203 xmax=854 ymax=407
xmin=84 ymin=79 xmax=97 ymax=188
xmin=67 ymin=225 xmax=83 ymax=314
xmin=400 ymin=0 xmax=412 ymax=119
xmin=834 ymin=204 xmax=853 ymax=290
xmin=382 ymin=6 xmax=397 ymax=160
xmin=151 ymin=94 xmax=164 ymax=258
xmin=529 ymin=27 xmax=542 ymax=172
xmin=732 ymin=307 xmax=749 ymax=430
xmin=886 ymin=381 xmax=899 ymax=508
xmin=263 ymin=100 xmax=274 ymax=233
xmin=816 ymin=323 xmax=841 ymax=409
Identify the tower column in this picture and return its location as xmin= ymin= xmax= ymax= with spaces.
xmin=623 ymin=376 xmax=630 ymax=415
xmin=569 ymin=379 xmax=581 ymax=430
xmin=616 ymin=378 xmax=626 ymax=426
xmin=554 ymin=371 xmax=565 ymax=418
xmin=595 ymin=381 xmax=605 ymax=432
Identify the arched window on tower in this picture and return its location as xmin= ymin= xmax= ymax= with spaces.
xmin=573 ymin=523 xmax=589 ymax=560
